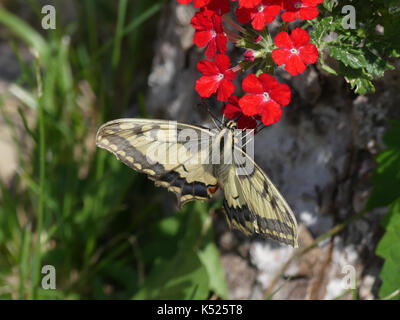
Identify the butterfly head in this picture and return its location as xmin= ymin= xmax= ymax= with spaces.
xmin=225 ymin=120 xmax=237 ymax=130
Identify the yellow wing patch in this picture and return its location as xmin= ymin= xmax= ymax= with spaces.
xmin=96 ymin=119 xmax=218 ymax=207
xmin=220 ymin=149 xmax=298 ymax=247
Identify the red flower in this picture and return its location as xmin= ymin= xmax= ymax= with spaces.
xmin=191 ymin=10 xmax=227 ymax=59
xmin=236 ymin=0 xmax=282 ymax=30
xmin=195 ymin=54 xmax=236 ymax=101
xmin=272 ymin=28 xmax=318 ymax=76
xmin=281 ymin=0 xmax=324 ymax=22
xmin=177 ymin=0 xmax=230 ymax=15
xmin=222 ymin=96 xmax=258 ymax=130
xmin=239 ymin=73 xmax=291 ymax=126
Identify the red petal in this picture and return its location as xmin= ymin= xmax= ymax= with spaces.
xmin=211 ymin=14 xmax=224 ymax=33
xmin=177 ymin=0 xmax=193 ymax=4
xmin=258 ymin=73 xmax=279 ymax=91
xmin=299 ymin=7 xmax=320 ymax=20
xmin=193 ymin=0 xmax=210 ymax=8
xmin=236 ymin=7 xmax=252 ymax=24
xmin=299 ymin=43 xmax=319 ymax=64
xmin=195 ymin=75 xmax=219 ymax=97
xmin=303 ymin=0 xmax=324 ymax=5
xmin=228 ymin=95 xmax=240 ymax=106
xmin=214 ymin=54 xmax=231 ymax=73
xmin=251 ymin=13 xmax=267 ymax=30
xmin=270 ymin=83 xmax=291 ymax=106
xmin=223 ymin=102 xmax=242 ymax=119
xmin=239 ymin=94 xmax=263 ymax=115
xmin=281 ymin=10 xmax=297 ymax=22
xmin=242 ymin=73 xmax=264 ymax=94
xmin=239 ymin=0 xmax=262 ymax=8
xmin=193 ymin=30 xmax=213 ymax=48
xmin=262 ymin=3 xmax=281 ymax=23
xmin=237 ymin=115 xmax=257 ymax=130
xmin=205 ymin=38 xmax=217 ymax=59
xmin=217 ymin=79 xmax=235 ymax=101
xmin=282 ymin=0 xmax=296 ymax=10
xmin=223 ymin=69 xmax=236 ymax=81
xmin=216 ymin=34 xmax=227 ymax=54
xmin=272 ymin=48 xmax=290 ymax=66
xmin=261 ymin=101 xmax=282 ymax=125
xmin=285 ymin=54 xmax=306 ymax=75
xmin=291 ymin=28 xmax=310 ymax=48
xmin=191 ymin=11 xmax=213 ymax=30
xmin=274 ymin=31 xmax=293 ymax=49
xmin=197 ymin=60 xmax=219 ymax=75
xmin=207 ymin=0 xmax=231 ymax=15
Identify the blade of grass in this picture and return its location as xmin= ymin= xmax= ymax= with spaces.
xmin=17 ymin=107 xmax=37 ymax=141
xmin=112 ymin=0 xmax=128 ymax=69
xmin=85 ymin=0 xmax=98 ymax=53
xmin=92 ymin=2 xmax=163 ymax=62
xmin=18 ymin=225 xmax=32 ymax=299
xmin=31 ymin=52 xmax=45 ymax=299
xmin=0 ymin=7 xmax=48 ymax=60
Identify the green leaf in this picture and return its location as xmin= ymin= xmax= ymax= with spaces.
xmin=133 ymin=248 xmax=209 ymax=300
xmin=310 ymin=17 xmax=334 ymax=47
xmin=323 ymin=0 xmax=336 ymax=11
xmin=339 ymin=63 xmax=375 ymax=95
xmin=363 ymin=49 xmax=394 ymax=78
xmin=198 ymin=242 xmax=228 ymax=299
xmin=366 ymin=121 xmax=400 ymax=210
xmin=376 ymin=199 xmax=400 ymax=299
xmin=329 ymin=46 xmax=367 ymax=69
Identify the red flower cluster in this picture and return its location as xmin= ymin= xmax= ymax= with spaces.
xmin=177 ymin=0 xmax=324 ymax=129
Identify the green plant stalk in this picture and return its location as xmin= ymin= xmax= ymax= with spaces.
xmin=112 ymin=0 xmax=128 ymax=69
xmin=31 ymin=54 xmax=45 ymax=299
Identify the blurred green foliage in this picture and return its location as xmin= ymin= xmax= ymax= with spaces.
xmin=0 ymin=0 xmax=227 ymax=299
xmin=367 ymin=121 xmax=400 ymax=300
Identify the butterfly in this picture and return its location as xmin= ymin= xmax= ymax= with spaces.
xmin=96 ymin=118 xmax=298 ymax=247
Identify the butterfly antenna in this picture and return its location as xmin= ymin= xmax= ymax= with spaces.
xmin=197 ymin=100 xmax=223 ymax=129
xmin=241 ymin=129 xmax=255 ymax=149
xmin=256 ymin=124 xmax=267 ymax=134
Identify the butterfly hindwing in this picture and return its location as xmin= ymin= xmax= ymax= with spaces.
xmin=96 ymin=119 xmax=218 ymax=206
xmin=220 ymin=147 xmax=298 ymax=247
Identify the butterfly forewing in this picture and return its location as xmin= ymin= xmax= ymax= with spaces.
xmin=96 ymin=119 xmax=219 ymax=206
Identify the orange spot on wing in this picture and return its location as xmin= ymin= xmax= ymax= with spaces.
xmin=207 ymin=185 xmax=219 ymax=195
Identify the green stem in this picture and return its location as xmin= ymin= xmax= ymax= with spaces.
xmin=31 ymin=52 xmax=45 ymax=299
xmin=112 ymin=0 xmax=128 ymax=69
